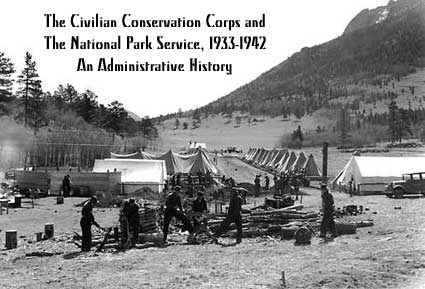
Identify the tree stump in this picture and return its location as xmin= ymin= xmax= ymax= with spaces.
xmin=44 ymin=223 xmax=54 ymax=239
xmin=294 ymin=227 xmax=312 ymax=245
xmin=5 ymin=230 xmax=17 ymax=249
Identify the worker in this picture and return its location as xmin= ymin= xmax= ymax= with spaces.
xmin=126 ymin=198 xmax=140 ymax=247
xmin=80 ymin=196 xmax=102 ymax=252
xmin=176 ymin=173 xmax=181 ymax=187
xmin=319 ymin=184 xmax=337 ymax=238
xmin=213 ymin=188 xmax=243 ymax=244
xmin=119 ymin=200 xmax=130 ymax=247
xmin=62 ymin=175 xmax=71 ymax=197
xmin=163 ymin=186 xmax=193 ymax=244
xmin=254 ymin=175 xmax=261 ymax=197
xmin=264 ymin=175 xmax=270 ymax=190
xmin=192 ymin=191 xmax=208 ymax=227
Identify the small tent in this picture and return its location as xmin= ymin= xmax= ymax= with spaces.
xmin=303 ymin=154 xmax=321 ymax=178
xmin=290 ymin=152 xmax=307 ymax=171
xmin=278 ymin=152 xmax=297 ymax=173
xmin=331 ymin=156 xmax=425 ymax=193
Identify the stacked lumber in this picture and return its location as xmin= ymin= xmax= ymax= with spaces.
xmin=139 ymin=207 xmax=159 ymax=233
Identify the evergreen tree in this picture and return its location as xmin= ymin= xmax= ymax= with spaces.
xmin=388 ymin=100 xmax=399 ymax=143
xmin=0 ymin=52 xmax=15 ymax=103
xmin=17 ymin=52 xmax=43 ymax=128
xmin=77 ymin=90 xmax=98 ymax=123
xmin=338 ymin=108 xmax=351 ymax=147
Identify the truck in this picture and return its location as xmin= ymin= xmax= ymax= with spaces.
xmin=385 ymin=172 xmax=425 ymax=198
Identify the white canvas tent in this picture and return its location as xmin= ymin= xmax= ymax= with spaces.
xmin=93 ymin=159 xmax=167 ymax=193
xmin=331 ymin=156 xmax=425 ymax=193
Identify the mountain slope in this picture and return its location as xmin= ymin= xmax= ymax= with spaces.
xmin=205 ymin=0 xmax=425 ymax=113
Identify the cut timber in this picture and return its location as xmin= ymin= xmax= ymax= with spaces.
xmin=96 ymin=228 xmax=112 ymax=252
xmin=336 ymin=222 xmax=357 ymax=234
xmin=355 ymin=220 xmax=374 ymax=228
xmin=281 ymin=226 xmax=299 ymax=240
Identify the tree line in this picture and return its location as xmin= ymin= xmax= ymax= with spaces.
xmin=0 ymin=51 xmax=157 ymax=139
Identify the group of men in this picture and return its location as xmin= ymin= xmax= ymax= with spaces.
xmin=79 ymin=182 xmax=336 ymax=252
xmin=162 ymin=186 xmax=243 ymax=244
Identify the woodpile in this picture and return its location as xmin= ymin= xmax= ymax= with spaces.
xmin=139 ymin=207 xmax=159 ymax=234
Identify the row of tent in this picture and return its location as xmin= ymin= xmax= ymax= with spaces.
xmin=110 ymin=149 xmax=219 ymax=175
xmin=243 ymin=148 xmax=321 ymax=178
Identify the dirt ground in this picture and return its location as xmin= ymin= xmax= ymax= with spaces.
xmin=1 ymin=157 xmax=425 ymax=288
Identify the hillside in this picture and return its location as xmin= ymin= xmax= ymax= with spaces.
xmin=155 ymin=0 xmax=425 ymax=150
xmin=200 ymin=0 xmax=425 ymax=117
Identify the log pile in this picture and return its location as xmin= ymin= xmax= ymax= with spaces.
xmin=139 ymin=207 xmax=159 ymax=234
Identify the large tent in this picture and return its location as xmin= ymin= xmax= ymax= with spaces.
xmin=331 ymin=156 xmax=425 ymax=193
xmin=93 ymin=159 xmax=167 ymax=193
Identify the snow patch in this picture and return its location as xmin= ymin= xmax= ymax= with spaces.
xmin=376 ymin=8 xmax=389 ymax=24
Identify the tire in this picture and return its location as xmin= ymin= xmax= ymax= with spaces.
xmin=394 ymin=188 xmax=404 ymax=199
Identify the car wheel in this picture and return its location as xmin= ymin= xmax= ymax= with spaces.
xmin=394 ymin=188 xmax=404 ymax=199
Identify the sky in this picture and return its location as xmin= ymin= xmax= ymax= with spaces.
xmin=1 ymin=0 xmax=389 ymax=118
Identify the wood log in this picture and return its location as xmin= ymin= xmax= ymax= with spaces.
xmin=335 ymin=222 xmax=357 ymax=234
xmin=281 ymin=226 xmax=299 ymax=240
xmin=355 ymin=220 xmax=374 ymax=228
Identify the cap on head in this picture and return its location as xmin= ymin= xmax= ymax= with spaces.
xmin=90 ymin=196 xmax=98 ymax=203
xmin=197 ymin=191 xmax=204 ymax=197
xmin=175 ymin=185 xmax=182 ymax=191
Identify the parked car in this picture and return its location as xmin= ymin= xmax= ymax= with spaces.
xmin=385 ymin=172 xmax=425 ymax=198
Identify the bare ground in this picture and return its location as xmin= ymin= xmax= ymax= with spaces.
xmin=1 ymin=157 xmax=425 ymax=288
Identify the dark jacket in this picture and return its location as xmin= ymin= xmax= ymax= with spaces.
xmin=192 ymin=198 xmax=207 ymax=213
xmin=166 ymin=192 xmax=183 ymax=211
xmin=322 ymin=193 xmax=335 ymax=215
xmin=81 ymin=202 xmax=99 ymax=227
xmin=228 ymin=194 xmax=243 ymax=216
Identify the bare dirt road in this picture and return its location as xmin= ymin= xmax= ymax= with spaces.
xmin=1 ymin=157 xmax=425 ymax=288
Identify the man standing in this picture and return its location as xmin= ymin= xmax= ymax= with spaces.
xmin=319 ymin=184 xmax=337 ymax=238
xmin=254 ymin=175 xmax=261 ymax=197
xmin=62 ymin=175 xmax=71 ymax=197
xmin=213 ymin=188 xmax=243 ymax=244
xmin=80 ymin=196 xmax=102 ymax=252
xmin=126 ymin=198 xmax=140 ymax=247
xmin=163 ymin=186 xmax=193 ymax=243
xmin=264 ymin=175 xmax=270 ymax=191
xmin=192 ymin=191 xmax=208 ymax=227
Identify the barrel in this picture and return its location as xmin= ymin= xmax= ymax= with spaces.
xmin=35 ymin=232 xmax=43 ymax=242
xmin=57 ymin=195 xmax=64 ymax=205
xmin=44 ymin=223 xmax=54 ymax=239
xmin=5 ymin=230 xmax=17 ymax=249
xmin=14 ymin=195 xmax=22 ymax=208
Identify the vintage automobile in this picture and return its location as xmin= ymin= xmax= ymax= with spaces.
xmin=385 ymin=172 xmax=425 ymax=198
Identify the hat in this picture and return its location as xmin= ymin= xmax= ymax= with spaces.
xmin=197 ymin=191 xmax=204 ymax=196
xmin=90 ymin=196 xmax=98 ymax=203
xmin=175 ymin=185 xmax=182 ymax=191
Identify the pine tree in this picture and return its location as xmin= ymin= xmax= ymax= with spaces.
xmin=338 ymin=108 xmax=351 ymax=147
xmin=17 ymin=52 xmax=43 ymax=128
xmin=0 ymin=52 xmax=15 ymax=103
xmin=388 ymin=100 xmax=399 ymax=143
